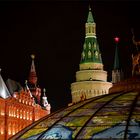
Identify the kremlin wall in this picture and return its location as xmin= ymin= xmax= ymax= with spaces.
xmin=0 ymin=55 xmax=51 ymax=140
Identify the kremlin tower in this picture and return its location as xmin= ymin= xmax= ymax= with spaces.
xmin=109 ymin=30 xmax=140 ymax=93
xmin=28 ymin=54 xmax=41 ymax=104
xmin=112 ymin=37 xmax=123 ymax=83
xmin=71 ymin=7 xmax=112 ymax=103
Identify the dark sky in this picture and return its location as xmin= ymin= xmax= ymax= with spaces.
xmin=0 ymin=0 xmax=140 ymax=111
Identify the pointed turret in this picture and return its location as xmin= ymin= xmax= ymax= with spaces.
xmin=25 ymin=80 xmax=33 ymax=98
xmin=42 ymin=88 xmax=51 ymax=111
xmin=113 ymin=37 xmax=120 ymax=70
xmin=80 ymin=6 xmax=103 ymax=70
xmin=42 ymin=88 xmax=48 ymax=107
xmin=28 ymin=54 xmax=37 ymax=86
xmin=25 ymin=80 xmax=36 ymax=105
xmin=0 ymin=69 xmax=11 ymax=99
xmin=112 ymin=37 xmax=123 ymax=83
xmin=28 ymin=54 xmax=42 ymax=104
xmin=87 ymin=6 xmax=94 ymax=23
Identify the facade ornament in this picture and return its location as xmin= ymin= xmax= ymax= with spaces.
xmin=131 ymin=29 xmax=140 ymax=76
xmin=132 ymin=53 xmax=140 ymax=76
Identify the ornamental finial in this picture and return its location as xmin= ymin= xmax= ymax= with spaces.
xmin=114 ymin=37 xmax=120 ymax=43
xmin=89 ymin=5 xmax=91 ymax=11
xmin=31 ymin=54 xmax=35 ymax=60
xmin=25 ymin=80 xmax=28 ymax=85
xmin=43 ymin=88 xmax=46 ymax=93
xmin=43 ymin=88 xmax=47 ymax=97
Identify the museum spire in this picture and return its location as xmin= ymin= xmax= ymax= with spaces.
xmin=28 ymin=54 xmax=37 ymax=85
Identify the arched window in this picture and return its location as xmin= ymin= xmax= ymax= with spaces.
xmin=88 ymin=27 xmax=90 ymax=33
xmin=20 ymin=110 xmax=22 ymax=119
xmin=8 ymin=122 xmax=11 ymax=135
xmin=88 ymin=42 xmax=91 ymax=49
xmin=88 ymin=50 xmax=92 ymax=58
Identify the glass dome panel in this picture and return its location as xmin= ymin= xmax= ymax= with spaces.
xmin=11 ymin=91 xmax=140 ymax=140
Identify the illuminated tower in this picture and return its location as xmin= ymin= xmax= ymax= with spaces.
xmin=42 ymin=88 xmax=51 ymax=112
xmin=28 ymin=54 xmax=41 ymax=104
xmin=71 ymin=7 xmax=112 ymax=103
xmin=29 ymin=54 xmax=37 ymax=85
xmin=42 ymin=89 xmax=48 ymax=107
xmin=112 ymin=37 xmax=123 ymax=83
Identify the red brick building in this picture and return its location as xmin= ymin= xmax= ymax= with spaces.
xmin=0 ymin=55 xmax=51 ymax=140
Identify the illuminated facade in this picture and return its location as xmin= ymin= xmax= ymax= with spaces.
xmin=71 ymin=7 xmax=112 ymax=103
xmin=0 ymin=55 xmax=51 ymax=140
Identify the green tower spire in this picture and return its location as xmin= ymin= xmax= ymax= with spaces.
xmin=87 ymin=6 xmax=94 ymax=23
xmin=80 ymin=6 xmax=103 ymax=70
xmin=113 ymin=37 xmax=120 ymax=70
xmin=114 ymin=44 xmax=120 ymax=69
xmin=112 ymin=37 xmax=123 ymax=83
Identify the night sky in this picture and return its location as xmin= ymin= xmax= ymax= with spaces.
xmin=0 ymin=0 xmax=140 ymax=111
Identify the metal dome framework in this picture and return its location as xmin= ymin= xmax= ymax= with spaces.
xmin=11 ymin=91 xmax=140 ymax=139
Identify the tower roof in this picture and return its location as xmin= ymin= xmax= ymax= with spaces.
xmin=87 ymin=6 xmax=94 ymax=23
xmin=113 ymin=40 xmax=120 ymax=69
xmin=43 ymin=88 xmax=47 ymax=97
xmin=28 ymin=54 xmax=37 ymax=85
xmin=80 ymin=38 xmax=102 ymax=64
xmin=80 ymin=7 xmax=102 ymax=66
xmin=0 ymin=69 xmax=11 ymax=99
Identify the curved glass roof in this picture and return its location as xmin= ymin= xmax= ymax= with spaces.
xmin=11 ymin=91 xmax=140 ymax=139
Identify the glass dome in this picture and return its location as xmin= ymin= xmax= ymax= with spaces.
xmin=11 ymin=91 xmax=140 ymax=139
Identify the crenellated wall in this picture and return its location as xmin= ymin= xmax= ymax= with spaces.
xmin=76 ymin=70 xmax=107 ymax=82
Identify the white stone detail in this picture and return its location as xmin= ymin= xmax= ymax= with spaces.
xmin=80 ymin=62 xmax=103 ymax=70
xmin=76 ymin=70 xmax=107 ymax=82
xmin=71 ymin=81 xmax=112 ymax=103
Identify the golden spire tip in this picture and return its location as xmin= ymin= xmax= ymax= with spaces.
xmin=89 ymin=5 xmax=91 ymax=11
xmin=31 ymin=54 xmax=35 ymax=59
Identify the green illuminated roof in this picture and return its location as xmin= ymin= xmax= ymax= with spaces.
xmin=87 ymin=7 xmax=94 ymax=23
xmin=80 ymin=7 xmax=102 ymax=65
xmin=11 ymin=90 xmax=140 ymax=139
xmin=80 ymin=37 xmax=102 ymax=64
xmin=114 ymin=44 xmax=120 ymax=69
